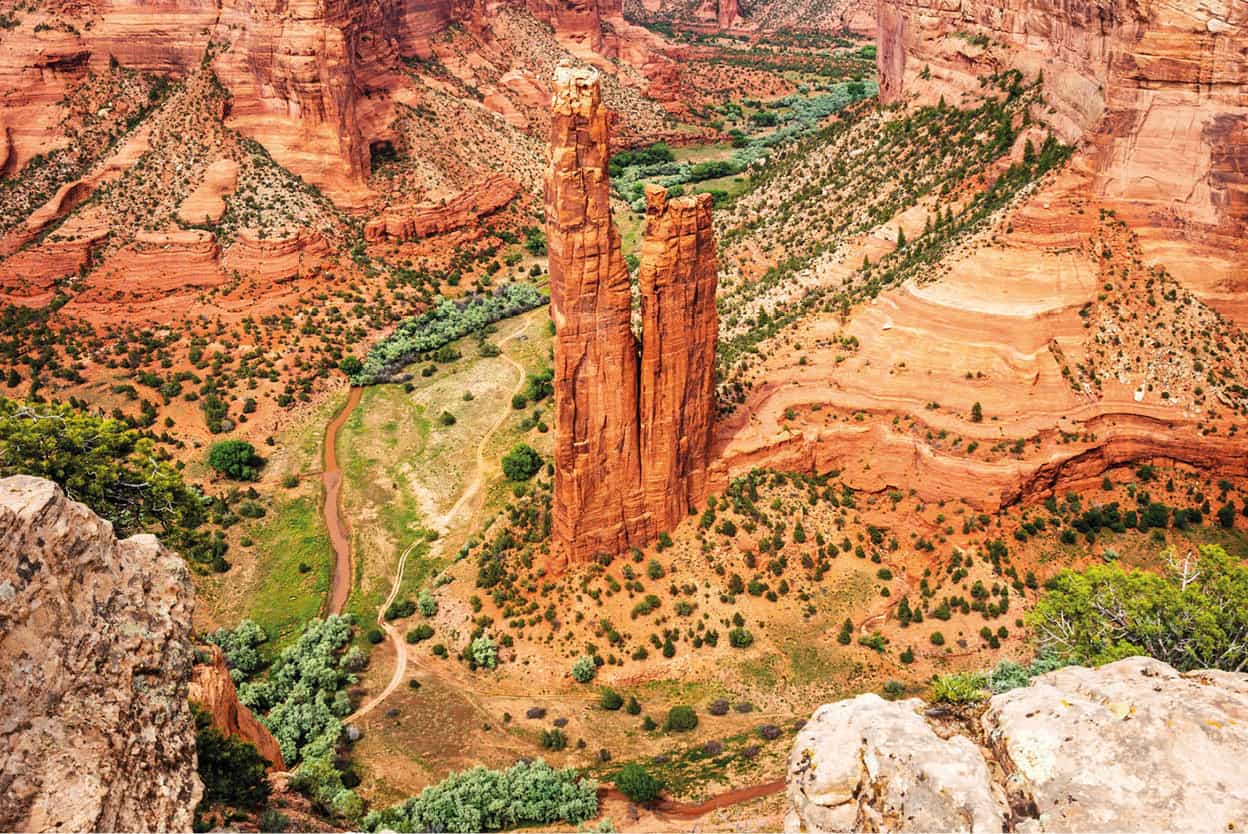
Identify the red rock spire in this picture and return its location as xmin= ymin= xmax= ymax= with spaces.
xmin=639 ymin=185 xmax=719 ymax=531
xmin=545 ymin=63 xmax=649 ymax=570
xmin=545 ymin=64 xmax=719 ymax=568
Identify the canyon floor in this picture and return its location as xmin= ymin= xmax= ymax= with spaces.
xmin=3 ymin=3 xmax=1247 ymax=831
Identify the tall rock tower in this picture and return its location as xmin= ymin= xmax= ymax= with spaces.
xmin=638 ymin=185 xmax=719 ymax=532
xmin=546 ymin=63 xmax=650 ymax=569
xmin=545 ymin=64 xmax=719 ymax=569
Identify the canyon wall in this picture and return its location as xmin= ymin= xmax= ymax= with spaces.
xmin=545 ymin=64 xmax=718 ymax=567
xmin=0 ymin=475 xmax=201 ymax=832
xmin=875 ymin=0 xmax=1247 ymax=246
xmin=0 ymin=0 xmax=669 ymax=205
xmin=786 ymin=657 xmax=1248 ymax=832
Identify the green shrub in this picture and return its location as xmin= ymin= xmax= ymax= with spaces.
xmin=406 ymin=625 xmax=434 ymax=643
xmin=417 ymin=591 xmax=438 ymax=617
xmin=471 ymin=635 xmax=498 ymax=669
xmin=502 ymin=443 xmax=542 ymax=481
xmin=208 ymin=440 xmax=264 ymax=481
xmin=663 ymin=705 xmax=698 ymax=732
xmin=540 ymin=728 xmax=567 ymax=750
xmin=600 ymin=688 xmax=624 ymax=710
xmin=728 ymin=627 xmax=754 ymax=648
xmin=385 ymin=599 xmax=416 ymax=620
xmin=614 ymin=762 xmax=663 ymax=805
xmin=930 ymin=672 xmax=988 ymax=704
xmin=571 ymin=655 xmax=597 ymax=683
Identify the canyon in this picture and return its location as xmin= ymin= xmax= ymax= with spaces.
xmin=546 ymin=63 xmax=718 ymax=567
xmin=1 ymin=0 xmax=1246 ymax=830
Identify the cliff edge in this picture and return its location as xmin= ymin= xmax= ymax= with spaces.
xmin=0 ymin=475 xmax=201 ymax=832
xmin=787 ymin=656 xmax=1248 ymax=832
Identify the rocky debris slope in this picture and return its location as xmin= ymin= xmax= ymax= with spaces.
xmin=787 ymin=657 xmax=1248 ymax=832
xmin=189 ymin=645 xmax=285 ymax=772
xmin=545 ymin=64 xmax=720 ymax=567
xmin=0 ymin=475 xmax=201 ymax=832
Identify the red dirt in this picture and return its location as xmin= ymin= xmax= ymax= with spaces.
xmin=600 ymin=779 xmax=786 ymax=819
xmin=322 ymin=386 xmax=362 ymax=616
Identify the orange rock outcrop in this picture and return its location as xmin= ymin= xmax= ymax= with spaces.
xmin=639 ymin=185 xmax=719 ymax=532
xmin=545 ymin=64 xmax=719 ymax=568
xmin=223 ymin=228 xmax=331 ymax=283
xmin=364 ymin=175 xmax=520 ymax=242
xmin=189 ymin=645 xmax=285 ymax=772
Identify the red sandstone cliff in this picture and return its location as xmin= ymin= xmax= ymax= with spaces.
xmin=545 ymin=65 xmax=719 ymax=567
xmin=875 ymin=0 xmax=1247 ymax=247
xmin=190 ymin=645 xmax=285 ymax=772
xmin=638 ymin=185 xmax=719 ymax=530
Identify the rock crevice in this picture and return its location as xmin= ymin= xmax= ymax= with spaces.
xmin=787 ymin=657 xmax=1248 ymax=833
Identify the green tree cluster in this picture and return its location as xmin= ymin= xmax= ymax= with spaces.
xmin=614 ymin=763 xmax=663 ymax=805
xmin=193 ymin=703 xmax=271 ymax=811
xmin=352 ymin=284 xmax=544 ymax=385
xmin=361 ymin=760 xmax=598 ymax=833
xmin=208 ymin=439 xmax=264 ymax=481
xmin=0 ymin=398 xmax=226 ymax=571
xmin=501 ymin=443 xmax=542 ymax=481
xmin=1029 ymin=545 xmax=1248 ymax=671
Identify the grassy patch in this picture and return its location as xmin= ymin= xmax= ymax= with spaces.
xmin=246 ymin=492 xmax=332 ymax=653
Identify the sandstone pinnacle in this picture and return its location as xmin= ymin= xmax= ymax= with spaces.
xmin=545 ymin=66 xmax=719 ymax=568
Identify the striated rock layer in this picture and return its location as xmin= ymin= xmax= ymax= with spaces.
xmin=787 ymin=657 xmax=1248 ymax=832
xmin=875 ymin=0 xmax=1247 ymax=248
xmin=0 ymin=475 xmax=201 ymax=832
xmin=190 ymin=645 xmax=285 ymax=772
xmin=638 ymin=185 xmax=719 ymax=531
xmin=365 ymin=174 xmax=520 ymax=242
xmin=545 ymin=65 xmax=719 ymax=567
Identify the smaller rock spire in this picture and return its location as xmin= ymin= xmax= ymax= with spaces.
xmin=639 ymin=184 xmax=719 ymax=529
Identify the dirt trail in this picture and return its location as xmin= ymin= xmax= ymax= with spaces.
xmin=345 ymin=321 xmax=530 ymax=723
xmin=599 ymin=779 xmax=786 ymax=819
xmin=322 ymin=385 xmax=362 ymax=617
xmin=435 ymin=320 xmax=530 ymax=531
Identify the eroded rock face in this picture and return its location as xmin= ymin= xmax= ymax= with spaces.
xmin=639 ymin=185 xmax=719 ymax=532
xmin=875 ymin=0 xmax=1248 ymax=244
xmin=787 ymin=693 xmax=1005 ymax=832
xmin=545 ymin=63 xmax=649 ymax=569
xmin=545 ymin=65 xmax=719 ymax=567
xmin=0 ymin=475 xmax=201 ymax=832
xmin=365 ymin=174 xmax=521 ymax=242
xmin=787 ymin=657 xmax=1248 ymax=833
xmin=190 ymin=645 xmax=285 ymax=772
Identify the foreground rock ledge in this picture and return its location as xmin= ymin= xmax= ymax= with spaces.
xmin=786 ymin=657 xmax=1248 ymax=832
xmin=0 ymin=475 xmax=201 ymax=832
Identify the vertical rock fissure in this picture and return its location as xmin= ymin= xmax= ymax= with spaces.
xmin=544 ymin=63 xmax=718 ymax=569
